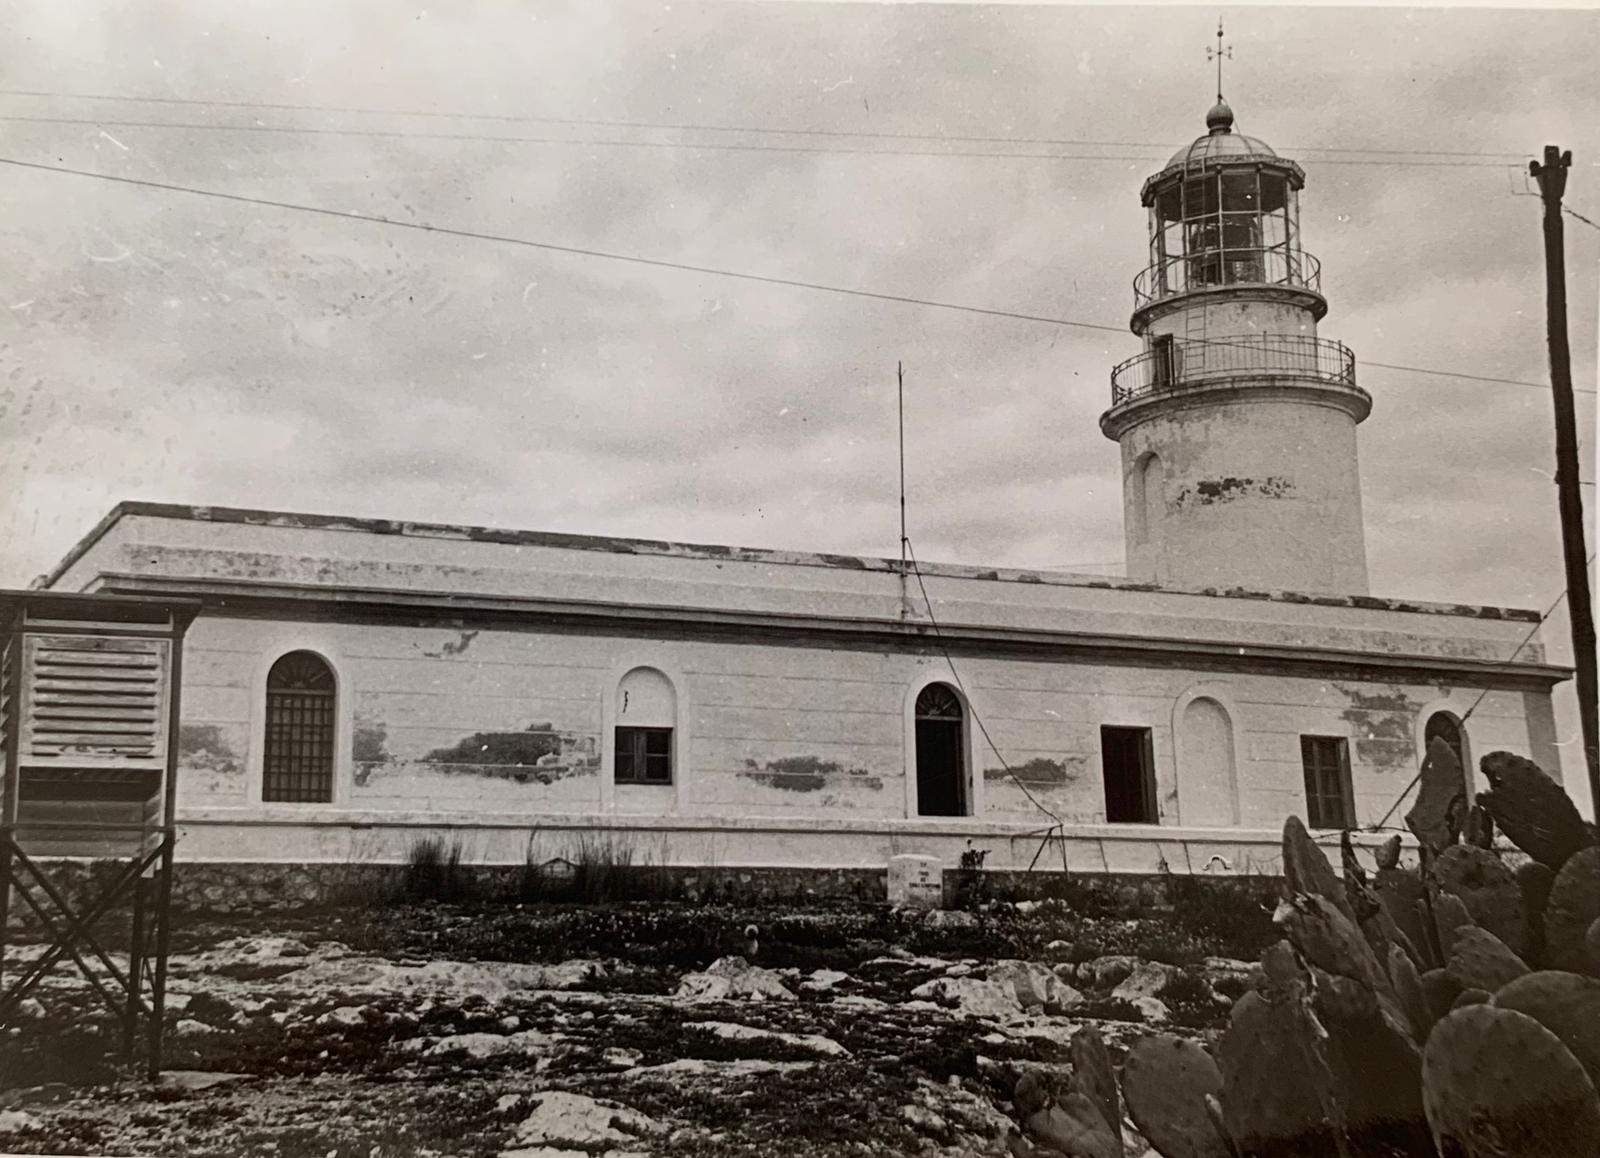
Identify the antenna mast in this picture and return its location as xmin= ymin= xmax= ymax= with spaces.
xmin=898 ymin=361 xmax=908 ymax=576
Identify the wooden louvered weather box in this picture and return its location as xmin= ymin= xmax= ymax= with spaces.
xmin=1 ymin=592 xmax=199 ymax=859
xmin=1 ymin=590 xmax=200 ymax=1076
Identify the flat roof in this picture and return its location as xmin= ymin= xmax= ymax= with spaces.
xmin=39 ymin=500 xmax=1542 ymax=624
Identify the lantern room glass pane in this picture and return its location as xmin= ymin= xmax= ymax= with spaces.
xmin=1220 ymin=170 xmax=1259 ymax=211
xmin=1260 ymin=173 xmax=1288 ymax=214
xmin=1156 ymin=184 xmax=1182 ymax=225
xmin=1182 ymin=175 xmax=1218 ymax=219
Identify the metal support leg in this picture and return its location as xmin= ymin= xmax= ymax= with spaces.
xmin=146 ymin=831 xmax=175 ymax=1080
xmin=124 ymin=866 xmax=148 ymax=1059
xmin=0 ymin=836 xmax=13 ymax=993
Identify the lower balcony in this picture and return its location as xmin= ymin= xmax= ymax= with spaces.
xmin=1109 ymin=333 xmax=1357 ymax=407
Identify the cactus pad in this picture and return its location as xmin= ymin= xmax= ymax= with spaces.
xmin=1281 ymin=815 xmax=1355 ymax=924
xmin=1449 ymin=987 xmax=1492 ymax=1009
xmin=1422 ymin=1004 xmax=1600 ymax=1157
xmin=1375 ymin=833 xmax=1402 ymax=871
xmin=1375 ymin=866 xmax=1431 ymax=968
xmin=1067 ymin=1025 xmax=1120 ymax=1149
xmin=1121 ymin=1034 xmax=1229 ymax=1158
xmin=1419 ymin=968 xmax=1463 ymax=1025
xmin=1216 ymin=990 xmax=1337 ymax=1153
xmin=1516 ymin=860 xmax=1558 ymax=968
xmin=1432 ymin=844 xmax=1525 ymax=956
xmin=1493 ymin=970 xmax=1600 ymax=1093
xmin=1477 ymin=751 xmax=1593 ymax=870
xmin=1545 ymin=847 xmax=1600 ymax=975
xmin=1406 ymin=736 xmax=1466 ymax=854
xmin=1388 ymin=943 xmax=1432 ymax=1042
xmin=1023 ymin=1091 xmax=1120 ymax=1158
xmin=1445 ymin=926 xmax=1530 ymax=993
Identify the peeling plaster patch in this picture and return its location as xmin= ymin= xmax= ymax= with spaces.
xmin=420 ymin=630 xmax=480 ymax=659
xmin=414 ymin=724 xmax=600 ymax=784
xmin=1171 ymin=476 xmax=1292 ymax=511
xmin=352 ymin=718 xmax=392 ymax=787
xmin=742 ymin=756 xmax=883 ymax=793
xmin=983 ymin=756 xmax=1083 ymax=785
xmin=1338 ymin=685 xmax=1418 ymax=772
xmin=178 ymin=724 xmax=239 ymax=776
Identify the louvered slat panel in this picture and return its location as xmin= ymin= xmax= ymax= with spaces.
xmin=20 ymin=634 xmax=170 ymax=767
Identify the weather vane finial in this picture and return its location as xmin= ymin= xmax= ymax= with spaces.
xmin=1207 ymin=19 xmax=1232 ymax=104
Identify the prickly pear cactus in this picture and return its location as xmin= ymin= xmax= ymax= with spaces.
xmin=1281 ymin=815 xmax=1356 ymax=924
xmin=1422 ymin=1003 xmax=1600 ymax=1157
xmin=1375 ymin=865 xmax=1431 ymax=968
xmin=1121 ymin=1034 xmax=1229 ymax=1158
xmin=1432 ymin=844 xmax=1525 ymax=956
xmin=1067 ymin=1025 xmax=1120 ymax=1150
xmin=1022 ymin=1091 xmax=1120 ymax=1158
xmin=1516 ymin=860 xmax=1557 ymax=968
xmin=1492 ymin=970 xmax=1600 ymax=1093
xmin=1387 ymin=943 xmax=1432 ymax=1043
xmin=1545 ymin=846 xmax=1600 ymax=975
xmin=1477 ymin=751 xmax=1594 ymax=871
xmin=1445 ymin=926 xmax=1530 ymax=993
xmin=1375 ymin=833 xmax=1402 ymax=871
xmin=1215 ymin=989 xmax=1338 ymax=1155
xmin=1449 ymin=987 xmax=1492 ymax=1009
xmin=1406 ymin=736 xmax=1466 ymax=854
xmin=1426 ymin=890 xmax=1476 ymax=961
xmin=1418 ymin=968 xmax=1463 ymax=1025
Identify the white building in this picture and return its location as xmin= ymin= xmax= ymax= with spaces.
xmin=30 ymin=100 xmax=1568 ymax=878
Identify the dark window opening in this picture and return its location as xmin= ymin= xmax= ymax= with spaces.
xmin=1101 ymin=725 xmax=1157 ymax=824
xmin=915 ymin=683 xmax=966 ymax=817
xmin=1301 ymin=735 xmax=1355 ymax=830
xmin=615 ymin=726 xmax=673 ymax=785
xmin=1151 ymin=333 xmax=1177 ymax=388
xmin=263 ymin=651 xmax=335 ymax=803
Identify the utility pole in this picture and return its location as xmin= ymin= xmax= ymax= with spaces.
xmin=1530 ymin=144 xmax=1600 ymax=816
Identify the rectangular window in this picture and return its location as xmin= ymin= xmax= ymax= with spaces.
xmin=1101 ymin=725 xmax=1157 ymax=824
xmin=615 ymin=726 xmax=672 ymax=785
xmin=1301 ymin=736 xmax=1355 ymax=830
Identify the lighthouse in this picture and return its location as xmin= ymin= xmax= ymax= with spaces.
xmin=1101 ymin=78 xmax=1373 ymax=595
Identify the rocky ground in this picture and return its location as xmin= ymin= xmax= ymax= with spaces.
xmin=0 ymin=897 xmax=1274 ymax=1157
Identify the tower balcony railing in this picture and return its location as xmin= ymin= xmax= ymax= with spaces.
xmin=1133 ymin=247 xmax=1322 ymax=310
xmin=1109 ymin=333 xmax=1356 ymax=406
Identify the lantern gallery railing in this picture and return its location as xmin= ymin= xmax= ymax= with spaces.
xmin=1133 ymin=247 xmax=1321 ymax=309
xmin=1109 ymin=333 xmax=1356 ymax=406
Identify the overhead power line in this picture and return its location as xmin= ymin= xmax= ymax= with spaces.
xmin=0 ymin=153 xmax=1589 ymax=396
xmin=0 ymin=87 xmax=1534 ymax=161
xmin=0 ymin=114 xmax=1530 ymax=169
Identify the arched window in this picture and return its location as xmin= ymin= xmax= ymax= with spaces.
xmin=1133 ymin=452 xmax=1164 ymax=545
xmin=915 ymin=683 xmax=967 ymax=817
xmin=1424 ymin=712 xmax=1468 ymax=777
xmin=615 ymin=667 xmax=676 ymax=785
xmin=263 ymin=651 xmax=336 ymax=803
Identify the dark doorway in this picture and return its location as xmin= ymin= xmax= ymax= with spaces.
xmin=915 ymin=683 xmax=966 ymax=817
xmin=1101 ymin=725 xmax=1157 ymax=823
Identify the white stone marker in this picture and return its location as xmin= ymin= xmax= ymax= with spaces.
xmin=886 ymin=854 xmax=943 ymax=909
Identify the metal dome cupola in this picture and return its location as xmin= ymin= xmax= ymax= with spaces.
xmin=1133 ymin=102 xmax=1320 ymax=331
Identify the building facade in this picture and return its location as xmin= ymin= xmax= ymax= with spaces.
xmin=25 ymin=100 xmax=1570 ymax=876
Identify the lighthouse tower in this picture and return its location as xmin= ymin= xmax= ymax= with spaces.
xmin=1101 ymin=91 xmax=1372 ymax=595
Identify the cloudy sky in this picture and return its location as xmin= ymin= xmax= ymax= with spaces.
xmin=2 ymin=2 xmax=1597 ymax=790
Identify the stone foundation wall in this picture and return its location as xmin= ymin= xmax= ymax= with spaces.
xmin=3 ymin=858 xmax=1282 ymax=924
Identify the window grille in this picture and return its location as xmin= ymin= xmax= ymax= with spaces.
xmin=1301 ymin=735 xmax=1354 ymax=829
xmin=263 ymin=651 xmax=335 ymax=803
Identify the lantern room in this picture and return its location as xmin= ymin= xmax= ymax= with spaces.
xmin=1134 ymin=100 xmax=1324 ymax=328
